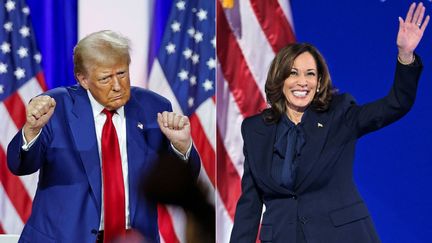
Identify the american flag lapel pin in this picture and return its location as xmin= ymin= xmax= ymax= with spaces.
xmin=137 ymin=122 xmax=144 ymax=130
xmin=317 ymin=122 xmax=324 ymax=128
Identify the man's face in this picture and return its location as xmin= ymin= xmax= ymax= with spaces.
xmin=77 ymin=57 xmax=131 ymax=111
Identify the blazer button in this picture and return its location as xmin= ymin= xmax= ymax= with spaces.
xmin=292 ymin=195 xmax=297 ymax=200
xmin=300 ymin=216 xmax=309 ymax=224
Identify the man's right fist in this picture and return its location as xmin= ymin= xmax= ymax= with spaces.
xmin=23 ymin=95 xmax=56 ymax=142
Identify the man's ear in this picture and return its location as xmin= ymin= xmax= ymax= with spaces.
xmin=76 ymin=73 xmax=89 ymax=90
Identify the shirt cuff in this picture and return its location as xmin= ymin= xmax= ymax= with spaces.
xmin=21 ymin=129 xmax=42 ymax=151
xmin=170 ymin=141 xmax=192 ymax=161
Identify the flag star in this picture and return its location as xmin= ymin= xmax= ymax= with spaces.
xmin=211 ymin=36 xmax=216 ymax=48
xmin=176 ymin=0 xmax=186 ymax=10
xmin=202 ymin=79 xmax=213 ymax=91
xmin=196 ymin=9 xmax=208 ymax=21
xmin=187 ymin=27 xmax=195 ymax=37
xmin=165 ymin=42 xmax=176 ymax=54
xmin=4 ymin=22 xmax=13 ymax=32
xmin=188 ymin=97 xmax=194 ymax=107
xmin=17 ymin=46 xmax=28 ymax=58
xmin=5 ymin=0 xmax=16 ymax=12
xmin=178 ymin=69 xmax=189 ymax=81
xmin=1 ymin=42 xmax=11 ymax=54
xmin=194 ymin=31 xmax=203 ymax=43
xmin=191 ymin=53 xmax=199 ymax=64
xmin=34 ymin=53 xmax=42 ymax=63
xmin=183 ymin=48 xmax=192 ymax=59
xmin=14 ymin=67 xmax=25 ymax=80
xmin=22 ymin=6 xmax=30 ymax=15
xmin=0 ymin=63 xmax=7 ymax=74
xmin=206 ymin=57 xmax=216 ymax=70
xmin=19 ymin=26 xmax=30 ymax=38
xmin=0 ymin=85 xmax=3 ymax=94
xmin=171 ymin=21 xmax=181 ymax=32
xmin=190 ymin=75 xmax=197 ymax=86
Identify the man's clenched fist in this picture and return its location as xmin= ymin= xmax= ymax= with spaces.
xmin=23 ymin=95 xmax=56 ymax=142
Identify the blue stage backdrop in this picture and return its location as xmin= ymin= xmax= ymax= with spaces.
xmin=291 ymin=0 xmax=432 ymax=242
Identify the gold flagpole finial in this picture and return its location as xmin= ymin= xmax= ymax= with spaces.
xmin=222 ymin=0 xmax=234 ymax=9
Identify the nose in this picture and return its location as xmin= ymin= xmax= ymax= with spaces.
xmin=297 ymin=75 xmax=308 ymax=87
xmin=112 ymin=76 xmax=121 ymax=91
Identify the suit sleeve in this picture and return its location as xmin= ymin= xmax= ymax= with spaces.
xmin=7 ymin=126 xmax=50 ymax=176
xmin=230 ymin=122 xmax=263 ymax=243
xmin=343 ymin=54 xmax=423 ymax=138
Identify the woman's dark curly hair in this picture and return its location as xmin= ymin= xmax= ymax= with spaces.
xmin=263 ymin=43 xmax=335 ymax=123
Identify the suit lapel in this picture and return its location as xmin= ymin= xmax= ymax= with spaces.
xmin=295 ymin=110 xmax=332 ymax=193
xmin=68 ymin=86 xmax=102 ymax=213
xmin=249 ymin=120 xmax=295 ymax=195
xmin=124 ymin=96 xmax=147 ymax=225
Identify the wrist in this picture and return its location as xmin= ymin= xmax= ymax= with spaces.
xmin=397 ymin=52 xmax=415 ymax=65
xmin=172 ymin=139 xmax=192 ymax=155
xmin=23 ymin=124 xmax=41 ymax=142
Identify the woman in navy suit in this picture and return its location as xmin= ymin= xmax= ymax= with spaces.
xmin=230 ymin=3 xmax=429 ymax=243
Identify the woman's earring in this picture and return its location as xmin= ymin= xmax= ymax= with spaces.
xmin=317 ymin=88 xmax=320 ymax=93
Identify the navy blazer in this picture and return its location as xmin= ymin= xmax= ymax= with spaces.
xmin=230 ymin=57 xmax=423 ymax=243
xmin=7 ymin=85 xmax=201 ymax=243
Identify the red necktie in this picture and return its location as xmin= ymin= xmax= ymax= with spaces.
xmin=101 ymin=109 xmax=126 ymax=242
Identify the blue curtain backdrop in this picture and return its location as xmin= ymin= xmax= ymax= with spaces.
xmin=291 ymin=0 xmax=432 ymax=242
xmin=26 ymin=0 xmax=77 ymax=89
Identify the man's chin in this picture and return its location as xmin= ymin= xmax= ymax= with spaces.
xmin=106 ymin=100 xmax=127 ymax=110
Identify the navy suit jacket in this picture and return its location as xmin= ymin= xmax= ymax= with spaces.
xmin=230 ymin=57 xmax=422 ymax=243
xmin=7 ymin=85 xmax=201 ymax=243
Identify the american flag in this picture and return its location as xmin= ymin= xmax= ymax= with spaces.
xmin=0 ymin=0 xmax=47 ymax=234
xmin=216 ymin=0 xmax=295 ymax=242
xmin=147 ymin=0 xmax=215 ymax=242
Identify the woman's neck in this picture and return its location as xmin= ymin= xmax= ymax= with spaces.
xmin=286 ymin=108 xmax=304 ymax=125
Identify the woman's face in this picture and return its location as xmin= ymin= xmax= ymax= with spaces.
xmin=283 ymin=52 xmax=319 ymax=113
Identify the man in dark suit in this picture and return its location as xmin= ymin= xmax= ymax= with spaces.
xmin=7 ymin=30 xmax=200 ymax=243
xmin=230 ymin=2 xmax=428 ymax=243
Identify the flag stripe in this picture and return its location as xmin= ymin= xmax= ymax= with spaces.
xmin=216 ymin=129 xmax=241 ymax=219
xmin=3 ymin=93 xmax=27 ymax=129
xmin=215 ymin=192 xmax=233 ymax=243
xmin=0 ymin=148 xmax=32 ymax=223
xmin=0 ymin=104 xmax=18 ymax=151
xmin=249 ymin=0 xmax=295 ymax=52
xmin=36 ymin=73 xmax=47 ymax=92
xmin=166 ymin=205 xmax=187 ymax=243
xmin=0 ymin=223 xmax=4 ymax=234
xmin=190 ymin=114 xmax=215 ymax=186
xmin=157 ymin=205 xmax=180 ymax=243
xmin=216 ymin=75 xmax=245 ymax=177
xmin=195 ymin=98 xmax=216 ymax=150
xmin=216 ymin=0 xmax=267 ymax=118
xmin=236 ymin=0 xmax=276 ymax=97
xmin=18 ymin=76 xmax=45 ymax=104
xmin=0 ymin=181 xmax=24 ymax=233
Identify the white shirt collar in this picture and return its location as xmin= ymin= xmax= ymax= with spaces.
xmin=86 ymin=90 xmax=125 ymax=118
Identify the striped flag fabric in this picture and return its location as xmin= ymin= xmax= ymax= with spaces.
xmin=0 ymin=0 xmax=47 ymax=234
xmin=148 ymin=0 xmax=215 ymax=242
xmin=216 ymin=0 xmax=295 ymax=242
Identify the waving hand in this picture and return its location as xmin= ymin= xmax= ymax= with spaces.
xmin=397 ymin=2 xmax=430 ymax=63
